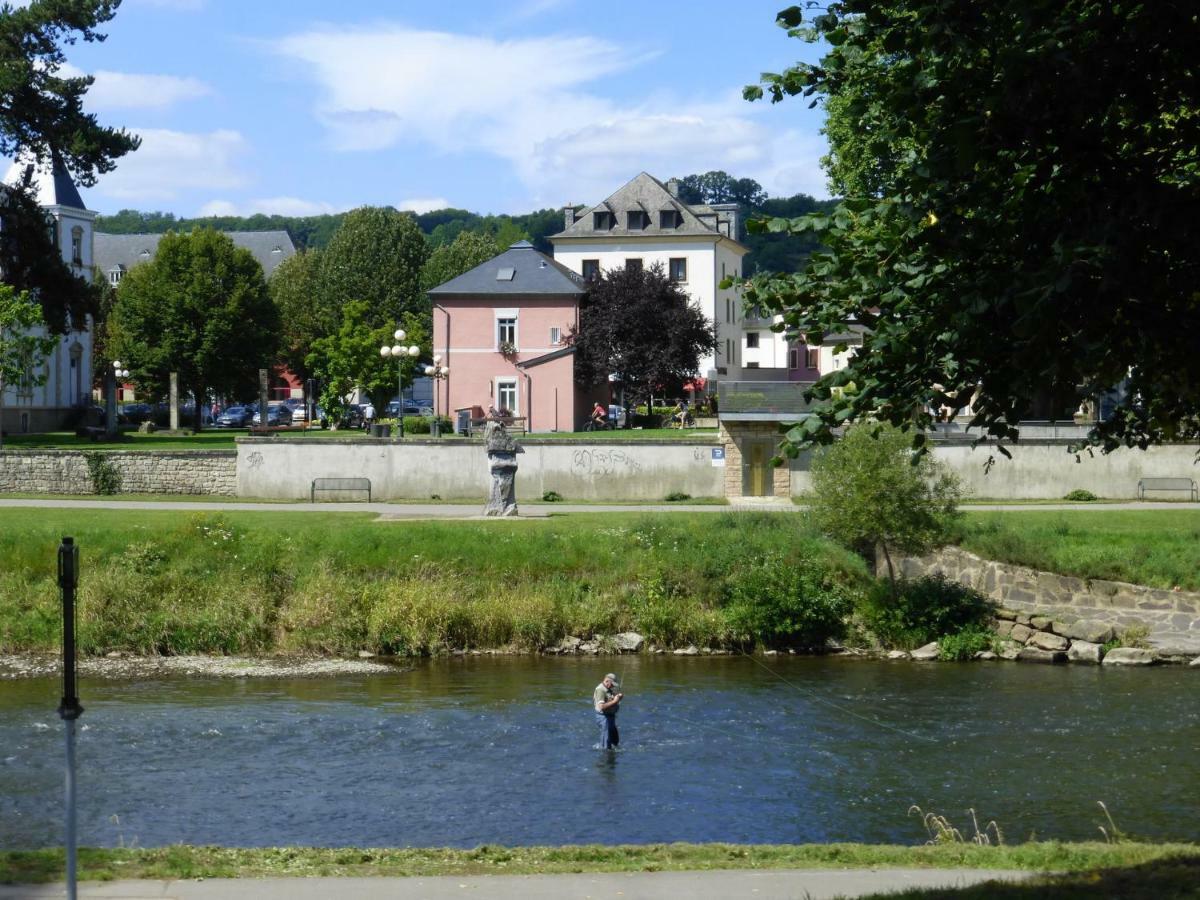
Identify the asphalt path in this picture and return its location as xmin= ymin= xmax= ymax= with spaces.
xmin=0 ymin=868 xmax=1038 ymax=900
xmin=0 ymin=498 xmax=1196 ymax=516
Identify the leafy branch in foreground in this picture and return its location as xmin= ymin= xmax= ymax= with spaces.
xmin=737 ymin=2 xmax=1200 ymax=457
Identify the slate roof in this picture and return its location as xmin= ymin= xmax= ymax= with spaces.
xmin=551 ymin=172 xmax=739 ymax=242
xmin=2 ymin=153 xmax=86 ymax=210
xmin=94 ymin=230 xmax=297 ymax=278
xmin=428 ymin=240 xmax=586 ymax=296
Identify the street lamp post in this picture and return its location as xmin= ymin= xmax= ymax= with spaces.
xmin=424 ymin=355 xmax=450 ymax=437
xmin=380 ymin=328 xmax=419 ymax=438
xmin=105 ymin=360 xmax=129 ymax=438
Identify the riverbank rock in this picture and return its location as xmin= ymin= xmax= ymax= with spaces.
xmin=1028 ymin=631 xmax=1069 ymax=652
xmin=1017 ymin=647 xmax=1067 ymax=664
xmin=553 ymin=636 xmax=582 ymax=654
xmin=910 ymin=642 xmax=940 ymax=661
xmin=1009 ymin=623 xmax=1034 ymax=644
xmin=994 ymin=620 xmax=1015 ymax=638
xmin=998 ymin=641 xmax=1021 ymax=660
xmin=994 ymin=608 xmax=1018 ymax=621
xmin=1016 ymin=613 xmax=1033 ymax=625
xmin=674 ymin=645 xmax=699 ymax=656
xmin=1191 ymin=656 xmax=1200 ymax=667
xmin=1067 ymin=640 xmax=1103 ymax=664
xmin=1102 ymin=647 xmax=1157 ymax=666
xmin=974 ymin=651 xmax=997 ymax=661
xmin=612 ymin=632 xmax=645 ymax=653
xmin=887 ymin=650 xmax=910 ymax=660
xmin=1062 ymin=620 xmax=1115 ymax=645
xmin=1030 ymin=616 xmax=1053 ymax=631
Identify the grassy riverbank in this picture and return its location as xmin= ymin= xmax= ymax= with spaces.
xmin=0 ymin=509 xmax=868 ymax=656
xmin=1 ymin=841 xmax=1196 ymax=884
xmin=957 ymin=510 xmax=1200 ymax=591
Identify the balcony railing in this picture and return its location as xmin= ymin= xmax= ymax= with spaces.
xmin=718 ymin=381 xmax=817 ymax=420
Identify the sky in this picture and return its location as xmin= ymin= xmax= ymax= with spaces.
xmin=32 ymin=0 xmax=830 ymax=218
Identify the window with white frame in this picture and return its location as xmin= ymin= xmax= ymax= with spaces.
xmin=789 ymin=347 xmax=800 ymax=369
xmin=496 ymin=378 xmax=518 ymax=414
xmin=581 ymin=259 xmax=600 ymax=282
xmin=669 ymin=257 xmax=687 ymax=282
xmin=746 ymin=332 xmax=760 ymax=349
xmin=497 ymin=316 xmax=517 ymax=348
xmin=549 ymin=326 xmax=562 ymax=345
xmin=70 ymin=226 xmax=83 ymax=266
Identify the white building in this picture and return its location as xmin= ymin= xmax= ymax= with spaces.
xmin=550 ymin=172 xmax=749 ymax=383
xmin=1 ymin=156 xmax=96 ymax=434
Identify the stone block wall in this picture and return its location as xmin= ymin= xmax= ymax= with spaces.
xmin=0 ymin=450 xmax=237 ymax=496
xmin=719 ymin=423 xmax=790 ymax=498
xmin=888 ymin=546 xmax=1200 ymax=656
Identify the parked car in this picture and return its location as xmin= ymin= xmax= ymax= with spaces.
xmin=283 ymin=397 xmax=308 ymax=423
xmin=119 ymin=402 xmax=154 ymax=424
xmin=215 ymin=406 xmax=254 ymax=428
xmin=385 ymin=400 xmax=428 ymax=417
xmin=338 ymin=404 xmax=366 ymax=429
xmin=252 ymin=403 xmax=293 ymax=427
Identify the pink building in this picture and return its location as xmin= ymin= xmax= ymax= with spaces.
xmin=429 ymin=241 xmax=606 ymax=432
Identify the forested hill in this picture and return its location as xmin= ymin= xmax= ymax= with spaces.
xmin=94 ymin=172 xmax=839 ymax=274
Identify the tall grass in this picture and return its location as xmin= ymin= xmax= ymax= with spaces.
xmin=0 ymin=509 xmax=869 ymax=656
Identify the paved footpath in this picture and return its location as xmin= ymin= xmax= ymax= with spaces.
xmin=0 ymin=868 xmax=1036 ymax=900
xmin=0 ymin=497 xmax=1196 ymax=516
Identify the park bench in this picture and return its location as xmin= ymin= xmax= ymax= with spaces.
xmin=1137 ymin=477 xmax=1198 ymax=501
xmin=310 ymin=477 xmax=372 ymax=503
xmin=468 ymin=416 xmax=526 ymax=435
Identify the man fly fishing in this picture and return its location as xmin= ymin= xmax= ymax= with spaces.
xmin=593 ymin=672 xmax=623 ymax=749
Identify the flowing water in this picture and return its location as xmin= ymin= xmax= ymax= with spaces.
xmin=1 ymin=656 xmax=1197 ymax=849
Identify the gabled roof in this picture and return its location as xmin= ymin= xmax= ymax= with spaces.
xmin=94 ymin=230 xmax=297 ymax=278
xmin=2 ymin=153 xmax=86 ymax=211
xmin=428 ymin=240 xmax=586 ymax=296
xmin=552 ymin=172 xmax=739 ymax=242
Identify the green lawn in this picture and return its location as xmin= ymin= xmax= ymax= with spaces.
xmin=958 ymin=510 xmax=1200 ymax=591
xmin=0 ymin=841 xmax=1194 ymax=884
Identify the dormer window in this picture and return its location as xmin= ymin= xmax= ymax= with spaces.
xmin=108 ymin=265 xmax=125 ymax=286
xmin=139 ymin=249 xmax=151 ymax=259
xmin=593 ymin=211 xmax=614 ymax=231
xmin=626 ymin=210 xmax=648 ymax=230
xmin=660 ymin=209 xmax=680 ymax=229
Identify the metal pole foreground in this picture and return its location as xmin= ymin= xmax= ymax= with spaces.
xmin=57 ymin=537 xmax=83 ymax=900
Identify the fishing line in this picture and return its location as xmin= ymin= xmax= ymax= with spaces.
xmin=736 ymin=649 xmax=939 ymax=744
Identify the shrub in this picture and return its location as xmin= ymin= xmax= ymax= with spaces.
xmin=83 ymin=452 xmax=122 ymax=495
xmin=857 ymin=574 xmax=993 ymax=649
xmin=664 ymin=491 xmax=691 ymax=502
xmin=938 ymin=624 xmax=997 ymax=660
xmin=403 ymin=415 xmax=453 ymax=435
xmin=722 ymin=554 xmax=853 ymax=650
xmin=542 ymin=490 xmax=564 ymax=502
xmin=1064 ymin=489 xmax=1099 ymax=501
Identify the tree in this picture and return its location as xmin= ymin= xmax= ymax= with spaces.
xmin=740 ymin=2 xmax=1200 ymax=457
xmin=305 ymin=299 xmax=427 ymax=420
xmin=0 ymin=0 xmax=139 ymax=330
xmin=0 ymin=286 xmax=56 ymax=449
xmin=571 ymin=263 xmax=716 ymax=412
xmin=808 ymin=423 xmax=960 ymax=591
xmin=107 ymin=229 xmax=280 ymax=430
xmin=270 ymin=249 xmax=329 ymax=382
xmin=421 ymin=231 xmax=501 ymax=291
xmin=674 ymin=171 xmax=767 ymax=208
xmin=316 ymin=207 xmax=428 ymax=331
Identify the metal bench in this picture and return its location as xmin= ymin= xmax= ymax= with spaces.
xmin=1137 ymin=477 xmax=1198 ymax=501
xmin=310 ymin=477 xmax=372 ymax=503
xmin=468 ymin=416 xmax=527 ymax=435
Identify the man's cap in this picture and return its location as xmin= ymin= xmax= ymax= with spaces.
xmin=605 ymin=673 xmax=619 ymax=685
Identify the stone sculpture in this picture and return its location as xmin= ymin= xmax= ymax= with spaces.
xmin=484 ymin=421 xmax=524 ymax=516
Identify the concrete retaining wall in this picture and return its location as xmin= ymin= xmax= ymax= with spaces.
xmin=237 ymin=438 xmax=724 ymax=501
xmin=0 ymin=450 xmax=237 ymax=496
xmin=790 ymin=441 xmax=1200 ymax=499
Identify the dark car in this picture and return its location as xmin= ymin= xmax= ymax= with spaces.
xmin=215 ymin=406 xmax=254 ymax=428
xmin=385 ymin=400 xmax=426 ymax=418
xmin=252 ymin=403 xmax=293 ymax=427
xmin=119 ymin=402 xmax=154 ymax=424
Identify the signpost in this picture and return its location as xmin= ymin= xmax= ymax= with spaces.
xmin=57 ymin=537 xmax=83 ymax=900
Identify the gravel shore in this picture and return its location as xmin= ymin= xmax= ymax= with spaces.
xmin=0 ymin=653 xmax=399 ymax=680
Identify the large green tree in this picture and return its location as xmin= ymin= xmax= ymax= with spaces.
xmin=0 ymin=286 xmax=56 ymax=449
xmin=107 ymin=229 xmax=280 ymax=430
xmin=0 ymin=0 xmax=139 ymax=331
xmin=572 ymin=263 xmax=716 ymax=413
xmin=674 ymin=170 xmax=767 ymax=208
xmin=269 ymin=248 xmax=329 ymax=383
xmin=739 ymin=2 xmax=1200 ymax=457
xmin=420 ymin=231 xmax=501 ymax=291
xmin=316 ymin=207 xmax=428 ymax=331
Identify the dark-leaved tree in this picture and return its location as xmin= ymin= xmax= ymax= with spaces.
xmin=572 ymin=263 xmax=716 ymax=415
xmin=739 ymin=1 xmax=1200 ymax=457
xmin=107 ymin=229 xmax=280 ymax=430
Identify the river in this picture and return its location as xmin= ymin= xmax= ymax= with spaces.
xmin=2 ymin=656 xmax=1197 ymax=849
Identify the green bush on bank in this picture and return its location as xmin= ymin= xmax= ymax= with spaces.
xmin=856 ymin=574 xmax=994 ymax=650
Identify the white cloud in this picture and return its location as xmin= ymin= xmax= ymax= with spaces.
xmin=199 ymin=196 xmax=340 ymax=217
xmin=58 ymin=63 xmax=211 ymax=111
xmin=96 ymin=129 xmax=247 ymax=202
xmin=270 ymin=24 xmax=825 ymax=204
xmin=397 ymin=197 xmax=450 ymax=214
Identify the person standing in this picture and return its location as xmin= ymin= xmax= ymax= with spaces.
xmin=593 ymin=672 xmax=623 ymax=749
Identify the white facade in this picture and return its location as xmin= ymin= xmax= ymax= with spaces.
xmin=1 ymin=160 xmax=97 ymax=434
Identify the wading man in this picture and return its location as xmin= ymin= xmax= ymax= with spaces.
xmin=593 ymin=673 xmax=623 ymax=749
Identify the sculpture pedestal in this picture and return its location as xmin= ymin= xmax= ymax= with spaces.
xmin=483 ymin=422 xmax=524 ymax=517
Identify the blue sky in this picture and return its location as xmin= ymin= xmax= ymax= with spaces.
xmin=48 ymin=0 xmax=828 ymax=217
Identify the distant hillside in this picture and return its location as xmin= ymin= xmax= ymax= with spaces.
xmin=94 ymin=186 xmax=839 ymax=274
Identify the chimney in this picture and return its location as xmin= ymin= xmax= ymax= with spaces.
xmin=562 ymin=204 xmax=577 ymax=229
xmin=666 ymin=178 xmax=680 ymax=198
xmin=710 ymin=203 xmax=741 ymax=241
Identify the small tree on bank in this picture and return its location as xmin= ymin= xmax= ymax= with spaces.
xmin=571 ymin=263 xmax=716 ymax=415
xmin=809 ymin=423 xmax=960 ymax=591
xmin=0 ymin=287 xmax=56 ymax=450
